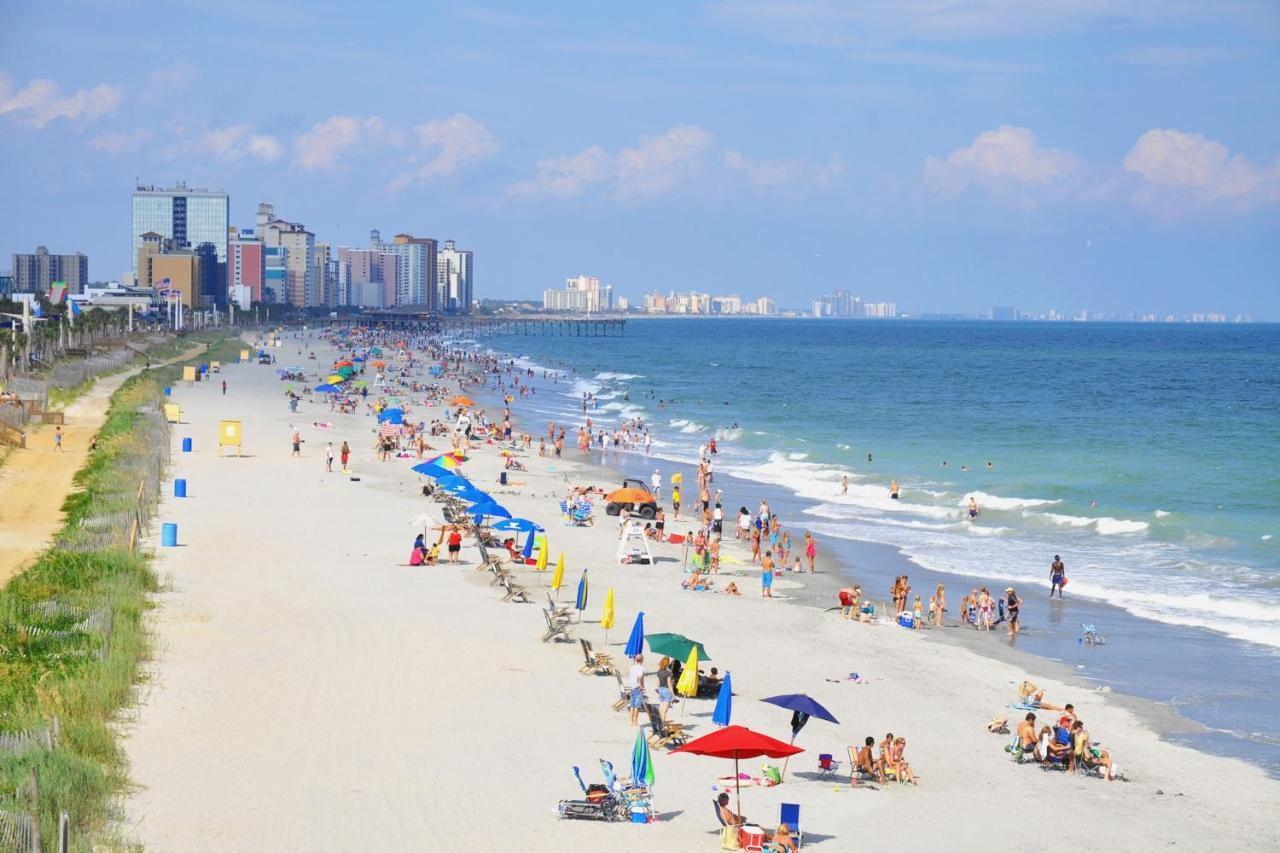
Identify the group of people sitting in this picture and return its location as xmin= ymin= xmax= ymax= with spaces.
xmin=851 ymin=732 xmax=918 ymax=785
xmin=715 ymin=794 xmax=797 ymax=853
xmin=1002 ymin=682 xmax=1119 ymax=779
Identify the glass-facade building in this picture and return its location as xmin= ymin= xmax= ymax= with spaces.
xmin=131 ymin=183 xmax=229 ymax=274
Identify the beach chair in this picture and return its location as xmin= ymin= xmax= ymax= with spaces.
xmin=777 ymin=803 xmax=803 ymax=848
xmin=844 ymin=746 xmax=878 ymax=786
xmin=611 ymin=671 xmax=631 ymax=712
xmin=645 ymin=703 xmax=687 ymax=749
xmin=579 ymin=639 xmax=615 ymax=675
xmin=816 ymin=753 xmax=839 ymax=780
xmin=500 ymin=576 xmax=531 ymax=603
xmin=546 ymin=592 xmax=572 ymax=621
xmin=542 ymin=609 xmax=572 ymax=643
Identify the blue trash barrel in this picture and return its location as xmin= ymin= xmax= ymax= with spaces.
xmin=161 ymin=523 xmax=178 ymax=547
xmin=182 ymin=437 xmax=192 ymax=452
xmin=174 ymin=478 xmax=187 ymax=498
xmin=164 ymin=386 xmax=171 ymax=396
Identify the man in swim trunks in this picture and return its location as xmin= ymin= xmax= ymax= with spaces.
xmin=1006 ymin=587 xmax=1022 ymax=636
xmin=1050 ymin=555 xmax=1066 ymax=598
xmin=761 ymin=551 xmax=775 ymax=598
xmin=1016 ymin=713 xmax=1038 ymax=760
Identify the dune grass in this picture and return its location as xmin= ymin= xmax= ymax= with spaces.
xmin=0 ymin=330 xmax=245 ymax=850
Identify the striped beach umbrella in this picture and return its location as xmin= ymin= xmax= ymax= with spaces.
xmin=631 ymin=728 xmax=655 ymax=789
xmin=575 ymin=570 xmax=589 ymax=618
xmin=379 ymin=422 xmax=401 ymax=437
xmin=624 ymin=612 xmax=645 ymax=659
xmin=713 ymin=671 xmax=734 ymax=727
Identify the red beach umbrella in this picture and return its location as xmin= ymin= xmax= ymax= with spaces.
xmin=673 ymin=725 xmax=802 ymax=816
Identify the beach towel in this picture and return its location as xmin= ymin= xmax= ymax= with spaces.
xmin=313 ymin=421 xmax=334 ymax=429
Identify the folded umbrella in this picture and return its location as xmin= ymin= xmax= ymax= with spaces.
xmin=712 ymin=671 xmax=734 ymax=727
xmin=631 ymin=728 xmax=655 ymax=789
xmin=624 ymin=611 xmax=645 ymax=659
xmin=575 ymin=570 xmax=589 ymax=618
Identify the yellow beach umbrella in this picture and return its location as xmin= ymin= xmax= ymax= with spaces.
xmin=550 ymin=553 xmax=565 ymax=593
xmin=676 ymin=646 xmax=700 ymax=698
xmin=601 ymin=588 xmax=616 ymax=630
xmin=537 ymin=538 xmax=550 ymax=571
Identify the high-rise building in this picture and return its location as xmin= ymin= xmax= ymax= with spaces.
xmin=132 ymin=182 xmax=229 ymax=275
xmin=229 ymin=229 xmax=265 ymax=309
xmin=257 ymin=203 xmax=316 ymax=307
xmin=544 ymin=275 xmax=612 ymax=312
xmin=377 ymin=233 xmax=437 ymax=308
xmin=264 ymin=246 xmax=287 ymax=304
xmin=136 ymin=232 xmax=201 ymax=307
xmin=436 ymin=239 xmax=473 ymax=313
xmin=755 ymin=296 xmax=775 ymax=315
xmin=12 ymin=246 xmax=89 ymax=294
xmin=338 ymin=245 xmax=400 ymax=307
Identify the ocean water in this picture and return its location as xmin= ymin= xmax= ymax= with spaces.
xmin=474 ymin=318 xmax=1280 ymax=767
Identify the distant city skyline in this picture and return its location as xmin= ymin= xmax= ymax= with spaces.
xmin=2 ymin=3 xmax=1278 ymax=318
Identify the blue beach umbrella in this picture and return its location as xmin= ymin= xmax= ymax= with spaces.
xmin=468 ymin=498 xmax=512 ymax=522
xmin=761 ymin=692 xmax=839 ymax=779
xmin=631 ymin=728 xmax=655 ymax=789
xmin=492 ymin=517 xmax=545 ymax=534
xmin=624 ymin=611 xmax=646 ymax=659
xmin=575 ymin=570 xmax=589 ymax=617
xmin=522 ymin=532 xmax=536 ymax=560
xmin=712 ymin=671 xmax=734 ymax=727
xmin=436 ymin=473 xmax=477 ymax=491
xmin=314 ymin=383 xmax=340 ymax=393
xmin=377 ymin=408 xmax=404 ymax=424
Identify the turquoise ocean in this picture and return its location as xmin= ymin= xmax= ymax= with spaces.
xmin=472 ymin=319 xmax=1280 ymax=770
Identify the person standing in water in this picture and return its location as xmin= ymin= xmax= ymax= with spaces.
xmin=1050 ymin=555 xmax=1066 ymax=598
xmin=889 ymin=480 xmax=900 ymax=500
xmin=841 ymin=474 xmax=848 ymax=495
xmin=968 ymin=496 xmax=980 ymax=519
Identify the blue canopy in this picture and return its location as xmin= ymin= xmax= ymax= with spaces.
xmin=713 ymin=671 xmax=734 ymax=727
xmin=624 ymin=611 xmax=645 ymax=659
xmin=436 ymin=473 xmax=476 ymax=490
xmin=468 ymin=498 xmax=512 ymax=521
xmin=377 ymin=408 xmax=404 ymax=424
xmin=314 ymin=383 xmax=341 ymax=393
xmin=492 ymin=517 xmax=545 ymax=534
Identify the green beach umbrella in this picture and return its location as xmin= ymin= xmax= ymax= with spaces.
xmin=645 ymin=632 xmax=711 ymax=662
xmin=353 ymin=379 xmax=368 ymax=388
xmin=632 ymin=728 xmax=655 ymax=788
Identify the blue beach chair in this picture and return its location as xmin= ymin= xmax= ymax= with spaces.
xmin=777 ymin=802 xmax=803 ymax=848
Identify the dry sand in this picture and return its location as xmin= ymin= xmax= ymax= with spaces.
xmin=119 ymin=333 xmax=1280 ymax=851
xmin=0 ymin=344 xmax=205 ymax=587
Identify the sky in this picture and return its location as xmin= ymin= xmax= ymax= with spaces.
xmin=1 ymin=0 xmax=1278 ymax=317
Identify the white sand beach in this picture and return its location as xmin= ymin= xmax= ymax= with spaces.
xmin=120 ymin=332 xmax=1280 ymax=852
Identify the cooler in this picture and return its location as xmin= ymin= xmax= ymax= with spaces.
xmin=739 ymin=825 xmax=766 ymax=852
xmin=897 ymin=612 xmax=915 ymax=628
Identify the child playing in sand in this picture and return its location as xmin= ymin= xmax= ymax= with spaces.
xmin=792 ymin=557 xmax=803 ymax=574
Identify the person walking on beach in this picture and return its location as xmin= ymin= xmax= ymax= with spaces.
xmin=54 ymin=426 xmax=63 ymax=452
xmin=1050 ymin=555 xmax=1067 ymax=598
xmin=628 ymin=655 xmax=647 ymax=727
xmin=650 ymin=469 xmax=661 ymax=500
xmin=671 ymin=485 xmax=681 ymax=520
xmin=291 ymin=429 xmax=302 ymax=457
xmin=804 ymin=531 xmax=817 ymax=573
xmin=325 ymin=442 xmax=335 ymax=472
xmin=221 ymin=379 xmax=227 ymax=395
xmin=761 ymin=551 xmax=775 ymax=597
xmin=340 ymin=441 xmax=350 ymax=471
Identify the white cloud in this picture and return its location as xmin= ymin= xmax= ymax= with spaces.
xmin=1124 ymin=129 xmax=1280 ymax=209
xmin=0 ymin=71 xmax=121 ymax=128
xmin=616 ymin=126 xmax=716 ymax=199
xmin=90 ymin=129 xmax=152 ymax=155
xmin=294 ymin=115 xmax=395 ymax=171
xmin=510 ymin=125 xmax=715 ymax=201
xmin=199 ymin=124 xmax=284 ymax=163
xmin=723 ymin=150 xmax=845 ymax=193
xmin=508 ymin=145 xmax=613 ymax=200
xmin=707 ymin=1 xmax=1273 ymax=45
xmin=924 ymin=126 xmax=1083 ymax=202
xmin=389 ymin=114 xmax=499 ymax=191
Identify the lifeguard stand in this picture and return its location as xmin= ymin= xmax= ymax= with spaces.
xmin=218 ymin=419 xmax=243 ymax=457
xmin=616 ymin=520 xmax=654 ymax=565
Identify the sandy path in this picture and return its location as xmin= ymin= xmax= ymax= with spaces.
xmin=0 ymin=343 xmax=206 ymax=586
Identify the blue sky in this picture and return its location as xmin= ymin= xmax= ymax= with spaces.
xmin=1 ymin=1 xmax=1278 ymax=317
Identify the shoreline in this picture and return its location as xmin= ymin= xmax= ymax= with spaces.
xmin=117 ymin=330 xmax=1280 ymax=850
xmin=471 ymin=338 xmax=1280 ymax=776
